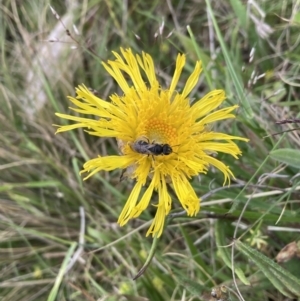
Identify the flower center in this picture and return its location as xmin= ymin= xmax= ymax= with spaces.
xmin=145 ymin=118 xmax=177 ymax=145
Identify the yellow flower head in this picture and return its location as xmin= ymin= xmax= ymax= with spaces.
xmin=56 ymin=48 xmax=247 ymax=237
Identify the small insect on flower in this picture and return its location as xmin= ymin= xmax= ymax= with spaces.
xmin=131 ymin=138 xmax=173 ymax=156
xmin=55 ymin=48 xmax=249 ymax=237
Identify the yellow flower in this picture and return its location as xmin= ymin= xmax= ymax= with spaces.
xmin=55 ymin=48 xmax=248 ymax=237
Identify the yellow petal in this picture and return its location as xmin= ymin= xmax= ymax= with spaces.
xmin=137 ymin=52 xmax=159 ymax=89
xmin=204 ymin=156 xmax=234 ymax=185
xmin=181 ymin=61 xmax=202 ymax=99
xmin=146 ymin=179 xmax=171 ymax=237
xmin=75 ymin=85 xmax=111 ymax=109
xmin=169 ymin=54 xmax=185 ymax=98
xmin=172 ymin=176 xmax=200 ymax=216
xmin=191 ymin=90 xmax=226 ymax=119
xmin=131 ymin=178 xmax=155 ymax=218
xmin=198 ymin=105 xmax=239 ymax=125
xmin=81 ymin=155 xmax=134 ymax=180
xmin=118 ymin=181 xmax=143 ymax=225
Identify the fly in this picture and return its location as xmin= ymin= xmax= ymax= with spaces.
xmin=131 ymin=139 xmax=173 ymax=156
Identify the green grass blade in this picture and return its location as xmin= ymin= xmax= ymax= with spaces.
xmin=205 ymin=0 xmax=253 ymax=118
xmin=47 ymin=242 xmax=77 ymax=301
